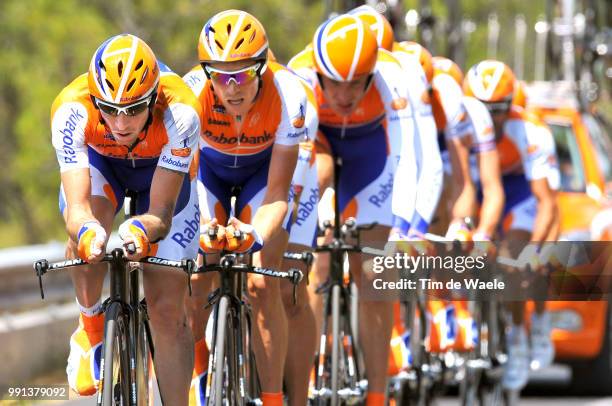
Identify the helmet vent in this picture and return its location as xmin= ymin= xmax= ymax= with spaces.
xmin=118 ymin=61 xmax=123 ymax=77
xmin=215 ymin=40 xmax=224 ymax=50
xmin=140 ymin=66 xmax=149 ymax=84
xmin=134 ymin=59 xmax=144 ymax=71
xmin=235 ymin=38 xmax=244 ymax=49
xmin=105 ymin=79 xmax=115 ymax=91
xmin=126 ymin=78 xmax=136 ymax=92
xmin=227 ymin=23 xmax=232 ymax=35
xmin=98 ymin=60 xmax=106 ymax=71
xmin=209 ymin=26 xmax=216 ymax=33
xmin=249 ymin=30 xmax=256 ymax=43
xmin=243 ymin=24 xmax=251 ymax=31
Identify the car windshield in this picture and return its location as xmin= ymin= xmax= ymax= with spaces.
xmin=548 ymin=122 xmax=586 ymax=192
xmin=583 ymin=114 xmax=612 ymax=183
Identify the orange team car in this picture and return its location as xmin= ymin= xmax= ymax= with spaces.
xmin=526 ymin=80 xmax=612 ymax=394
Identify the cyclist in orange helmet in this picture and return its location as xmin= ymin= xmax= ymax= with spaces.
xmin=289 ymin=14 xmax=432 ymax=406
xmin=53 ymin=34 xmax=201 ymax=404
xmin=465 ymin=60 xmax=560 ymax=390
xmin=183 ymin=10 xmax=311 ymax=406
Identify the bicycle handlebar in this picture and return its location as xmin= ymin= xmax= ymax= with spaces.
xmin=33 ymin=248 xmax=196 ymax=299
xmin=195 ymin=254 xmax=303 ymax=285
xmin=283 ymin=251 xmax=314 ymax=267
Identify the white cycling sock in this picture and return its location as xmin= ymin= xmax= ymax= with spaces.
xmin=77 ymin=298 xmax=102 ymax=317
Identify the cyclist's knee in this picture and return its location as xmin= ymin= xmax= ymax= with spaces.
xmin=148 ymin=299 xmax=188 ymax=331
xmin=248 ymin=274 xmax=280 ymax=304
xmin=281 ymin=280 xmax=309 ymax=317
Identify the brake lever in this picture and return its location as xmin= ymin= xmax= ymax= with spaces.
xmin=34 ymin=260 xmax=48 ymax=300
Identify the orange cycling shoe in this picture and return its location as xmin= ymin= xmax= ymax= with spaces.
xmin=66 ymin=313 xmax=105 ymax=396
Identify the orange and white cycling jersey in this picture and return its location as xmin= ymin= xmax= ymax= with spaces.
xmin=289 ymin=48 xmax=430 ymax=228
xmin=183 ymin=61 xmax=307 ymax=180
xmin=496 ymin=107 xmax=560 ymax=189
xmin=289 ymin=80 xmax=320 ymax=247
xmin=184 ymin=61 xmax=308 ymax=231
xmin=485 ymin=107 xmax=560 ymax=232
xmin=51 ymin=63 xmax=200 ymax=174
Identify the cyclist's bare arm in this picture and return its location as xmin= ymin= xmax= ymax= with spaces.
xmin=314 ymin=138 xmax=333 ymax=193
xmin=448 ymin=137 xmax=477 ymax=222
xmin=476 ymin=148 xmax=504 ymax=236
xmin=529 ymin=177 xmax=558 ymax=244
xmin=130 ymin=166 xmax=184 ymax=242
xmin=252 ymin=143 xmax=299 ymax=242
xmin=61 ymin=168 xmax=97 ymax=240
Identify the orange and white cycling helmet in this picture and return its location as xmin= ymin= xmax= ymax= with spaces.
xmin=432 ymin=56 xmax=464 ymax=86
xmin=464 ymin=60 xmax=515 ymax=107
xmin=198 ymin=10 xmax=268 ymax=65
xmin=513 ymin=80 xmax=527 ymax=108
xmin=393 ymin=41 xmax=433 ymax=83
xmin=313 ymin=14 xmax=378 ymax=82
xmin=88 ymin=34 xmax=159 ymax=105
xmin=348 ymin=5 xmax=394 ymax=51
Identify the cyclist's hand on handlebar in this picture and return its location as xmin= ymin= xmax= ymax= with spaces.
xmin=445 ymin=220 xmax=473 ymax=242
xmin=516 ymin=243 xmax=542 ymax=272
xmin=471 ymin=232 xmax=497 ymax=258
xmin=389 ymin=229 xmax=436 ymax=257
xmin=118 ymin=219 xmax=150 ymax=260
xmin=225 ymin=217 xmax=263 ymax=254
xmin=77 ymin=221 xmax=107 ymax=263
xmin=200 ymin=218 xmax=226 ymax=254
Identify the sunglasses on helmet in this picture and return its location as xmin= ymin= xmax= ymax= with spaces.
xmin=202 ymin=63 xmax=262 ymax=86
xmin=95 ymin=97 xmax=152 ymax=117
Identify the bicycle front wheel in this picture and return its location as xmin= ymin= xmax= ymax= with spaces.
xmin=330 ymin=284 xmax=341 ymax=406
xmin=208 ymin=295 xmax=230 ymax=405
xmin=135 ymin=303 xmax=154 ymax=406
xmin=99 ymin=302 xmax=131 ymax=406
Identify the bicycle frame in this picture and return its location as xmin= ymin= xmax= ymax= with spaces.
xmin=197 ymin=253 xmax=303 ymax=405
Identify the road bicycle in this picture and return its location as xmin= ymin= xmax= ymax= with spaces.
xmin=34 ymin=193 xmax=195 ymax=406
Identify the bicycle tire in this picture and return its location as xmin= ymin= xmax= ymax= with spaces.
xmin=478 ymin=301 xmax=506 ymax=406
xmin=225 ymin=308 xmax=240 ymax=405
xmin=136 ymin=308 xmax=153 ymax=406
xmin=208 ymin=295 xmax=230 ymax=405
xmin=330 ymin=284 xmax=341 ymax=406
xmin=99 ymin=302 xmax=131 ymax=406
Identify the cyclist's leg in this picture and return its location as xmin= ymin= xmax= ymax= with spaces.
xmin=308 ymin=142 xmax=334 ymax=338
xmin=143 ymin=175 xmax=199 ymax=405
xmin=282 ymin=153 xmax=319 ymax=405
xmin=235 ymin=163 xmax=292 ymax=396
xmin=333 ymin=124 xmax=395 ymax=402
xmin=281 ymin=241 xmax=317 ymax=406
xmin=64 ymin=151 xmax=122 ymax=396
xmin=499 ymin=194 xmax=535 ymax=390
xmin=349 ymin=225 xmax=394 ymax=396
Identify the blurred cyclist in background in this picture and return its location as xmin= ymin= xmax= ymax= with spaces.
xmin=464 ymin=60 xmax=561 ymax=390
xmin=183 ymin=10 xmax=308 ymax=406
xmin=52 ymin=34 xmax=201 ymax=404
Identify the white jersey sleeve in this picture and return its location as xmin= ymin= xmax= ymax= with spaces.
xmin=51 ymin=102 xmax=90 ymax=172
xmin=182 ymin=66 xmax=207 ymax=98
xmin=505 ymin=118 xmax=560 ymax=187
xmin=432 ymin=74 xmax=467 ymax=137
xmin=158 ymin=103 xmax=200 ymax=173
xmin=376 ymin=56 xmax=443 ymax=227
xmin=272 ymin=69 xmax=309 ymax=146
xmin=461 ymin=96 xmax=496 ymax=153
